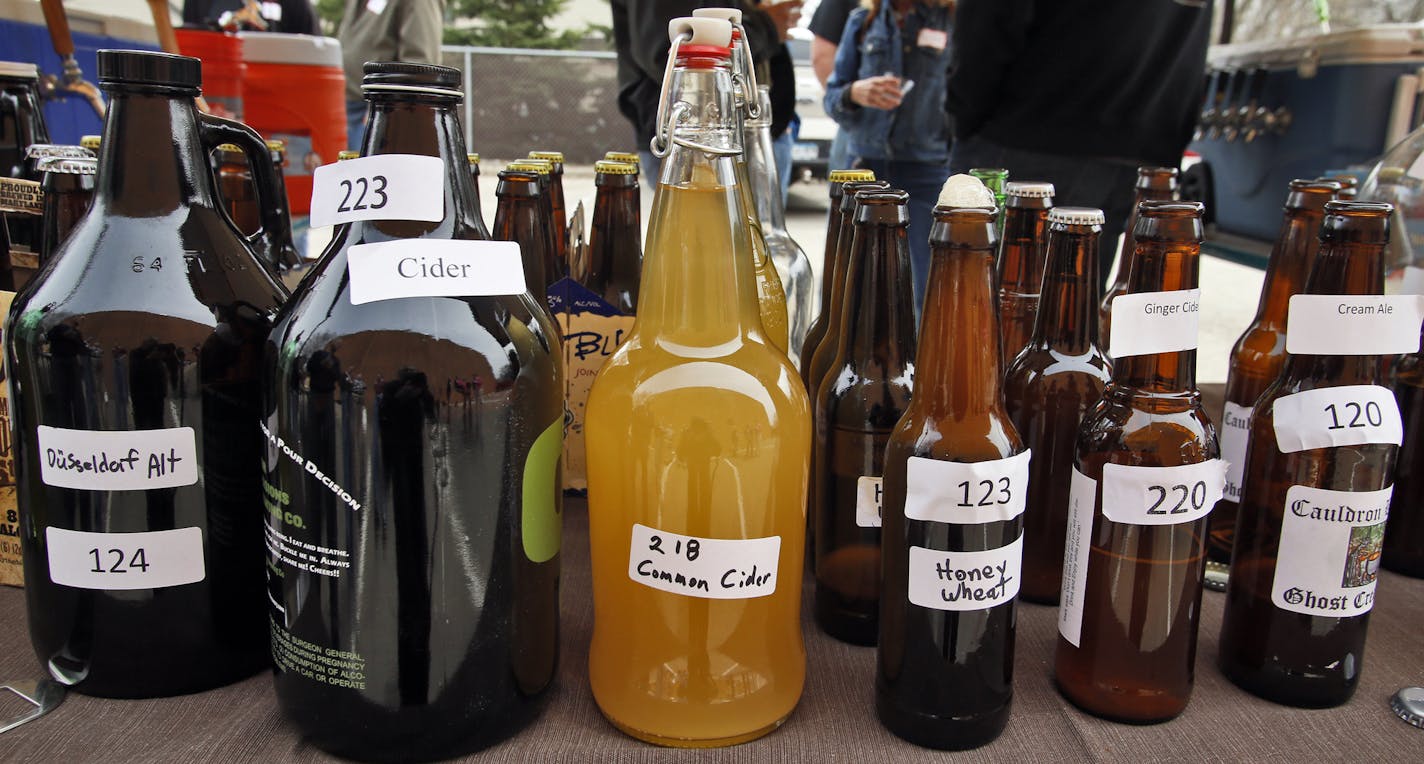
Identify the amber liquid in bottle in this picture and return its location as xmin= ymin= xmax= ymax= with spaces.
xmin=1209 ymin=180 xmax=1338 ymax=563
xmin=996 ymin=182 xmax=1054 ymax=368
xmin=529 ymin=150 xmax=568 ymax=280
xmin=1004 ymin=207 xmax=1111 ymax=604
xmin=1055 ymin=201 xmax=1220 ymax=723
xmin=1100 ymin=167 xmax=1178 ymax=352
xmin=583 ymin=160 xmax=642 ymax=315
xmin=813 ymin=189 xmax=915 ymax=645
xmin=493 ymin=166 xmax=552 ymax=303
xmin=878 ymin=205 xmax=1022 ymax=750
xmin=802 ymin=169 xmax=875 ymax=387
xmin=1384 ymin=333 xmax=1424 ymax=577
xmin=1219 ymin=201 xmax=1401 ymax=708
xmin=38 ymin=156 xmax=96 ymax=266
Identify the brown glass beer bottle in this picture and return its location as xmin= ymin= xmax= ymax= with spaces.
xmin=813 ymin=189 xmax=915 ymax=645
xmin=878 ymin=200 xmax=1025 ymax=749
xmin=1219 ymin=201 xmax=1411 ymax=707
xmin=1383 ymin=327 xmax=1424 ymax=577
xmin=1100 ymin=167 xmax=1179 ymax=352
xmin=1055 ymin=200 xmax=1224 ymax=723
xmin=997 ymin=181 xmax=1055 ymax=368
xmin=1003 ymin=207 xmax=1111 ymax=604
xmin=529 ymin=150 xmax=568 ymax=276
xmin=37 ymin=154 xmax=97 ymax=265
xmin=583 ymin=159 xmax=642 ymax=315
xmin=467 ymin=153 xmax=483 ymax=225
xmin=493 ymin=164 xmax=554 ymax=304
xmin=801 ymin=169 xmax=875 ymax=386
xmin=1210 ymin=180 xmax=1339 ymax=566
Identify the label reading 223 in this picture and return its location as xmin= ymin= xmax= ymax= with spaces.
xmin=309 ymin=154 xmax=444 ymax=227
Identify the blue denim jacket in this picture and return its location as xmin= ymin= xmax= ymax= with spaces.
xmin=823 ymin=3 xmax=953 ymax=163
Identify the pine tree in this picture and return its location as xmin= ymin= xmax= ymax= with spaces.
xmin=445 ymin=0 xmax=586 ymax=49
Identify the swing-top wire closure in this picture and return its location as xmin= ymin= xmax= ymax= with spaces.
xmin=650 ymin=32 xmax=745 ymax=159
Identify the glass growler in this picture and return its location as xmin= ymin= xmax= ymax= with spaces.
xmin=1100 ymin=166 xmax=1179 ymax=352
xmin=1219 ymin=201 xmax=1411 ymax=707
xmin=801 ymin=167 xmax=875 ymax=384
xmin=37 ymin=155 xmax=97 ymax=266
xmin=812 ymin=189 xmax=915 ymax=645
xmin=878 ymin=188 xmax=1025 ymax=750
xmin=1210 ymin=180 xmax=1338 ymax=566
xmin=493 ymin=163 xmax=553 ymax=303
xmin=1383 ymin=326 xmax=1424 ymax=577
xmin=997 ymin=181 xmax=1055 ymax=368
xmin=584 ymin=19 xmax=811 ymax=746
xmin=265 ymin=62 xmax=561 ymax=760
xmin=1003 ymin=207 xmax=1111 ymax=604
xmin=7 ymin=49 xmax=287 ymax=697
xmin=1055 ymin=200 xmax=1224 ymax=723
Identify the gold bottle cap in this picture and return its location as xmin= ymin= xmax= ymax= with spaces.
xmin=508 ymin=160 xmax=552 ymax=175
xmin=265 ymin=139 xmax=286 ymax=152
xmin=337 ymin=150 xmax=359 ymax=161
xmin=829 ymin=169 xmax=875 ymax=182
xmin=216 ymin=143 xmax=242 ymax=153
xmin=80 ymin=135 xmax=101 ymax=150
xmin=528 ymin=150 xmax=564 ymax=163
xmin=604 ymin=151 xmax=639 ymax=166
xmin=466 ymin=153 xmax=480 ymax=165
xmin=594 ymin=160 xmax=638 ymax=175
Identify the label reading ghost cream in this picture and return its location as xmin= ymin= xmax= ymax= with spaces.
xmin=1272 ymin=484 xmax=1390 ymax=617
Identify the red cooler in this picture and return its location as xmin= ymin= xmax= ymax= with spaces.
xmin=239 ymin=32 xmax=346 ymax=215
xmin=175 ymin=28 xmax=244 ymax=121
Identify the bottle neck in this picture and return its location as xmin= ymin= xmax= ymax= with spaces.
xmin=493 ymin=179 xmax=548 ymax=290
xmin=1253 ymin=206 xmax=1325 ymax=329
xmin=917 ymin=221 xmax=1003 ymax=416
xmin=818 ymin=185 xmax=846 ymax=311
xmin=743 ymin=117 xmax=788 ymax=234
xmin=840 ymin=217 xmax=916 ymax=369
xmin=1281 ymin=235 xmax=1388 ymax=386
xmin=1032 ymin=223 xmax=1103 ymax=355
xmin=997 ymin=205 xmax=1049 ymax=293
xmin=587 ymin=178 xmax=641 ymax=293
xmin=95 ymin=90 xmax=217 ymax=215
xmin=1112 ymin=233 xmax=1199 ymax=393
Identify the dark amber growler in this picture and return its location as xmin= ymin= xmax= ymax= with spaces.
xmin=801 ymin=168 xmax=875 ymax=385
xmin=997 ymin=181 xmax=1055 ymax=368
xmin=1100 ymin=167 xmax=1179 ymax=352
xmin=1055 ymin=201 xmax=1224 ymax=723
xmin=1219 ymin=201 xmax=1413 ymax=707
xmin=813 ymin=189 xmax=915 ymax=645
xmin=7 ymin=49 xmax=287 ymax=697
xmin=37 ymin=155 xmax=97 ymax=265
xmin=583 ymin=159 xmax=642 ymax=315
xmin=265 ymin=63 xmax=562 ymax=761
xmin=493 ymin=164 xmax=552 ymax=303
xmin=878 ymin=198 xmax=1026 ymax=750
xmin=1383 ymin=328 xmax=1424 ymax=577
xmin=1003 ymin=207 xmax=1111 ymax=604
xmin=1209 ymin=180 xmax=1339 ymax=565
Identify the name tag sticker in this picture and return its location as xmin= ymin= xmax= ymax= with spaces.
xmin=309 ymin=153 xmax=443 ymax=227
xmin=916 ymin=28 xmax=948 ymax=51
xmin=1286 ymin=295 xmax=1424 ymax=356
xmin=1108 ymin=289 xmax=1201 ymax=357
xmin=904 ymin=450 xmax=1031 ymax=525
xmin=346 ymin=239 xmax=527 ymax=305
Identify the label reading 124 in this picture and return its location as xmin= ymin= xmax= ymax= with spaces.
xmin=38 ymin=425 xmax=199 ymax=491
xmin=1100 ymin=459 xmax=1226 ymax=526
xmin=46 ymin=526 xmax=205 ymax=590
xmin=309 ymin=153 xmax=444 ymax=227
xmin=346 ymin=239 xmax=527 ymax=305
xmin=1286 ymin=294 xmax=1424 ymax=356
xmin=1272 ymin=385 xmax=1403 ymax=453
xmin=627 ymin=523 xmax=780 ymax=600
xmin=904 ymin=450 xmax=1031 ymax=525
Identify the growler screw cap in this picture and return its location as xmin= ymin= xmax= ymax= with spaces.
xmin=97 ymin=50 xmax=201 ymax=90
xmin=361 ymin=61 xmax=461 ymax=90
xmin=1048 ymin=207 xmax=1105 ymax=226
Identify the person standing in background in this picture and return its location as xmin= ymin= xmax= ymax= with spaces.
xmin=823 ymin=0 xmax=954 ymax=317
xmin=808 ymin=0 xmax=858 ymax=172
xmin=183 ymin=0 xmax=318 ymax=33
xmin=339 ymin=0 xmax=445 ymax=151
xmin=946 ymin=0 xmax=1212 ymax=285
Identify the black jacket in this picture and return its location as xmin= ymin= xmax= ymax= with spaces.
xmin=947 ymin=0 xmax=1212 ymax=166
xmin=611 ymin=0 xmax=796 ymax=147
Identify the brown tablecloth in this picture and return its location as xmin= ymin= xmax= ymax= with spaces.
xmin=3 ymin=386 xmax=1422 ymax=762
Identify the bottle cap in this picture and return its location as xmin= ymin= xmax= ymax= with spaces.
xmin=669 ymin=16 xmax=734 ymax=48
xmin=466 ymin=153 xmax=480 ymax=165
xmin=337 ymin=150 xmax=359 ymax=161
xmin=97 ymin=50 xmax=202 ymax=91
xmin=692 ymin=7 xmax=742 ymax=25
xmin=604 ymin=151 xmax=639 ymax=166
xmin=594 ymin=160 xmax=637 ymax=175
xmin=1005 ymin=181 xmax=1055 ymax=199
xmin=507 ymin=161 xmax=552 ymax=175
xmin=25 ymin=144 xmax=94 ymax=161
xmin=529 ymin=151 xmax=564 ymax=164
xmin=38 ymin=156 xmax=97 ymax=175
xmin=266 ymin=139 xmax=286 ymax=153
xmin=0 ymin=61 xmax=40 ymax=80
xmin=829 ymin=169 xmax=875 ymax=183
xmin=216 ymin=143 xmax=242 ymax=154
xmin=1376 ymin=167 xmax=1406 ymax=183
xmin=1048 ymin=207 xmax=1105 ymax=226
xmin=361 ymin=61 xmax=462 ymax=97
xmin=80 ymin=135 xmax=101 ymax=150
xmin=1390 ymin=687 xmax=1424 ymax=728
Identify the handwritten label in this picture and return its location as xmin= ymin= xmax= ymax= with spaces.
xmin=1272 ymin=385 xmax=1403 ymax=453
xmin=1272 ymin=484 xmax=1391 ymax=617
xmin=46 ymin=526 xmax=204 ymax=590
xmin=1286 ymin=295 xmax=1424 ymax=355
xmin=1108 ymin=289 xmax=1201 ymax=358
xmin=38 ymin=426 xmax=198 ymax=491
xmin=627 ymin=523 xmax=780 ymax=600
xmin=1058 ymin=468 xmax=1096 ymax=647
xmin=904 ymin=450 xmax=1031 ymax=525
xmin=1100 ymin=460 xmax=1226 ymax=526
xmin=1220 ymin=401 xmax=1252 ymax=502
xmin=346 ymin=239 xmax=527 ymax=305
xmin=309 ymin=153 xmax=443 ymax=227
xmin=907 ymin=534 xmax=1022 ymax=611
xmin=856 ymin=476 xmax=883 ymax=528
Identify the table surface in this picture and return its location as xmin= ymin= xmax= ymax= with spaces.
xmin=3 ymin=387 xmax=1423 ymax=762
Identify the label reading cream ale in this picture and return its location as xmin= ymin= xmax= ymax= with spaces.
xmin=1272 ymin=484 xmax=1391 ymax=617
xmin=1286 ymin=294 xmax=1424 ymax=356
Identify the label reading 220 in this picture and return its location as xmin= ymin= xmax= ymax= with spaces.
xmin=309 ymin=154 xmax=444 ymax=227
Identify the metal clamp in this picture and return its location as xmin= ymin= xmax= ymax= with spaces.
xmin=0 ymin=679 xmax=65 ymax=734
xmin=733 ymin=21 xmax=760 ymax=120
xmin=651 ymin=31 xmax=692 ymax=158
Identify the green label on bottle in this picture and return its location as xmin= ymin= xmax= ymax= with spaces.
xmin=522 ymin=418 xmax=563 ymax=563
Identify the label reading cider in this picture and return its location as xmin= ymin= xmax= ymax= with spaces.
xmin=627 ymin=523 xmax=780 ymax=600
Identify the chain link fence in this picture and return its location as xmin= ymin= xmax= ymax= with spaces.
xmin=441 ymin=46 xmax=635 ymax=164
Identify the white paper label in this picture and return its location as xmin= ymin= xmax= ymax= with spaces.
xmin=627 ymin=523 xmax=780 ymax=600
xmin=38 ymin=425 xmax=198 ymax=491
xmin=907 ymin=534 xmax=1022 ymax=611
xmin=365 ymin=0 xmax=388 ymax=12
xmin=1107 ymin=289 xmax=1201 ymax=358
xmin=309 ymin=153 xmax=443 ymax=227
xmin=1271 ymin=484 xmax=1390 ymax=617
xmin=1272 ymin=385 xmax=1403 ymax=453
xmin=904 ymin=450 xmax=1031 ymax=525
xmin=1220 ymin=401 xmax=1252 ymax=502
xmin=46 ymin=526 xmax=205 ymax=590
xmin=1058 ymin=467 xmax=1096 ymax=647
xmin=856 ymin=476 xmax=883 ymax=528
xmin=1100 ymin=460 xmax=1226 ymax=526
xmin=346 ymin=239 xmax=527 ymax=305
xmin=1285 ymin=295 xmax=1424 ymax=355
xmin=1402 ymin=266 xmax=1424 ymax=295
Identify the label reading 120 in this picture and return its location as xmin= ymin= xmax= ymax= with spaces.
xmin=1100 ymin=460 xmax=1226 ymax=526
xmin=309 ymin=153 xmax=444 ymax=227
xmin=1272 ymin=385 xmax=1403 ymax=453
xmin=46 ymin=526 xmax=205 ymax=590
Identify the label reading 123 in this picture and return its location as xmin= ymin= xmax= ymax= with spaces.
xmin=309 ymin=153 xmax=444 ymax=227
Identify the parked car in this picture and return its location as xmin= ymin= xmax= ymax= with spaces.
xmin=786 ymin=33 xmax=835 ymax=183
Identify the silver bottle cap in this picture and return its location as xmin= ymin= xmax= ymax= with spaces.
xmin=1391 ymin=687 xmax=1424 ymax=729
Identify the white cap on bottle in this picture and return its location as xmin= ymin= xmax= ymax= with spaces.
xmin=692 ymin=7 xmax=742 ymax=25
xmin=669 ymin=17 xmax=734 ymax=47
xmin=1005 ymin=181 xmax=1055 ymax=198
xmin=937 ymin=174 xmax=995 ymax=208
xmin=1047 ymin=207 xmax=1106 ymax=226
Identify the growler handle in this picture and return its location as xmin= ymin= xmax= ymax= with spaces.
xmin=198 ymin=113 xmax=292 ymax=269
